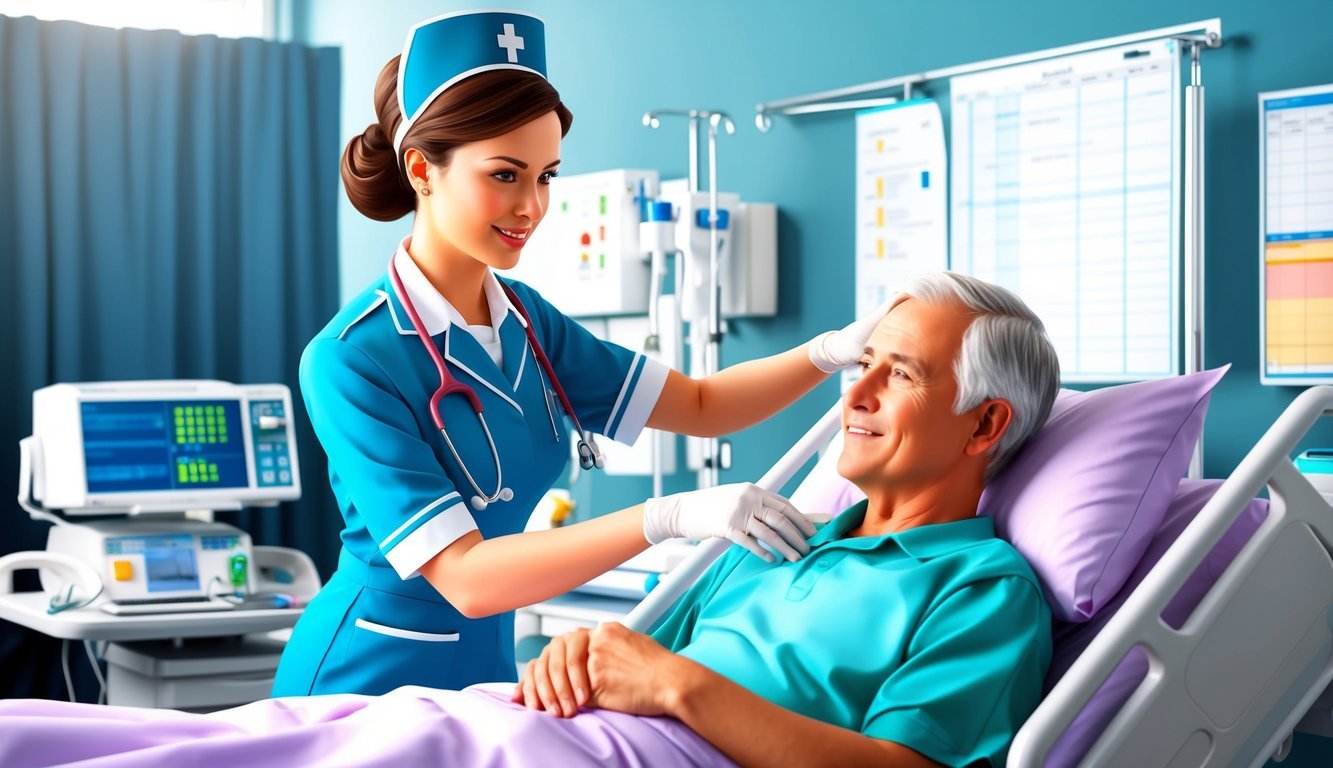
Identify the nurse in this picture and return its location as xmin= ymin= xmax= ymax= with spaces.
xmin=273 ymin=9 xmax=882 ymax=697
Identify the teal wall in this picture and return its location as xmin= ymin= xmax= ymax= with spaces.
xmin=295 ymin=1 xmax=1333 ymax=759
xmin=296 ymin=0 xmax=1333 ymax=493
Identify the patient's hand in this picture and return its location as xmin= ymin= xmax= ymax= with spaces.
xmin=514 ymin=626 xmax=592 ymax=717
xmin=513 ymin=622 xmax=683 ymax=718
xmin=583 ymin=622 xmax=683 ymax=716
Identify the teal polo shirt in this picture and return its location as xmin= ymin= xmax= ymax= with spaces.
xmin=650 ymin=501 xmax=1051 ymax=767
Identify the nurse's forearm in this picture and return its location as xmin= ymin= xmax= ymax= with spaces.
xmin=419 ymin=507 xmax=649 ymax=618
xmin=663 ymin=657 xmax=940 ymax=768
xmin=648 ymin=345 xmax=829 ymax=437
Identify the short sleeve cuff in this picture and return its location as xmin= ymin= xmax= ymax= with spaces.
xmin=863 ymin=709 xmax=974 ymax=768
xmin=381 ymin=492 xmax=479 ymax=579
xmin=602 ymin=354 xmax=669 ymax=445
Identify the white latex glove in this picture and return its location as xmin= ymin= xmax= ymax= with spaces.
xmin=807 ymin=300 xmax=895 ymax=373
xmin=642 ymin=483 xmax=817 ymax=563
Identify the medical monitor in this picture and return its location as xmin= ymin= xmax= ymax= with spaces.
xmin=29 ymin=381 xmax=301 ymax=514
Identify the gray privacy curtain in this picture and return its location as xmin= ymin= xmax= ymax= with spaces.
xmin=0 ymin=15 xmax=342 ymax=699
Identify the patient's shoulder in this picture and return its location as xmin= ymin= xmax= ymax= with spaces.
xmin=932 ymin=540 xmax=1052 ymax=654
xmin=952 ymin=535 xmax=1045 ymax=596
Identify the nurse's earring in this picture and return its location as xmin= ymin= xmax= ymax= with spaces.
xmin=419 ymin=186 xmax=431 ymax=197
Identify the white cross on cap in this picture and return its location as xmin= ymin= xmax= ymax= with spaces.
xmin=496 ymin=23 xmax=524 ymax=63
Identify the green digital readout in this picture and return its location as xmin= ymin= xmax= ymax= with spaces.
xmin=174 ymin=405 xmax=229 ymax=446
xmin=176 ymin=457 xmax=221 ymax=485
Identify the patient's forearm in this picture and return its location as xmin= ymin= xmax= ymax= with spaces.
xmin=664 ymin=658 xmax=941 ymax=768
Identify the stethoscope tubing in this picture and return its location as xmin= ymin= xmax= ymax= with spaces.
xmin=498 ymin=279 xmax=606 ymax=474
xmin=495 ymin=280 xmax=600 ymax=456
xmin=387 ymin=260 xmax=509 ymax=509
xmin=387 ymin=257 xmax=603 ymax=510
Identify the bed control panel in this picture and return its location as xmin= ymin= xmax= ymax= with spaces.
xmin=1295 ymin=449 xmax=1333 ymax=503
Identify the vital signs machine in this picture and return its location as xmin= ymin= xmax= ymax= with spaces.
xmin=0 ymin=380 xmax=321 ymax=711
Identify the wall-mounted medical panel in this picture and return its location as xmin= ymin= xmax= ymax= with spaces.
xmin=659 ymin=180 xmax=778 ymax=319
xmin=505 ymin=169 xmax=659 ymax=317
xmin=729 ymin=202 xmax=778 ymax=317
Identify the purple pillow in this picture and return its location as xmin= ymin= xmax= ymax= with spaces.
xmin=1042 ymin=478 xmax=1268 ymax=768
xmin=979 ymin=365 xmax=1230 ymax=622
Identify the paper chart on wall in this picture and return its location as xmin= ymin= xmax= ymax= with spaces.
xmin=950 ymin=39 xmax=1182 ymax=382
xmin=848 ymin=99 xmax=948 ymax=390
xmin=1260 ymin=82 xmax=1333 ymax=385
xmin=855 ymin=99 xmax=949 ymax=309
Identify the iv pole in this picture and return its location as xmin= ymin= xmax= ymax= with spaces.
xmin=642 ymin=110 xmax=701 ymax=192
xmin=642 ymin=108 xmax=735 ymax=489
xmin=1179 ymin=35 xmax=1211 ymax=479
xmin=703 ymin=112 xmax=736 ymax=489
xmin=640 ymin=110 xmax=698 ymax=497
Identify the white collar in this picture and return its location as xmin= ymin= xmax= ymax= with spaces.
xmin=391 ymin=236 xmax=524 ymax=337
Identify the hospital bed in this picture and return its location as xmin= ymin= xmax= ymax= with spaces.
xmin=1012 ymin=383 xmax=1333 ymax=768
xmin=625 ymin=386 xmax=1333 ymax=768
xmin=5 ymin=388 xmax=1333 ymax=767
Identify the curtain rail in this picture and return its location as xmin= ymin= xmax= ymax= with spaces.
xmin=754 ymin=18 xmax=1221 ymax=131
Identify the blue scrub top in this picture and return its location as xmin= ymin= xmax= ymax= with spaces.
xmin=650 ymin=501 xmax=1052 ymax=768
xmin=274 ymin=245 xmax=667 ymax=697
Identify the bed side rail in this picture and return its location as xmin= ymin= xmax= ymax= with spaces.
xmin=622 ymin=401 xmax=843 ymax=633
xmin=1010 ymin=385 xmax=1333 ymax=768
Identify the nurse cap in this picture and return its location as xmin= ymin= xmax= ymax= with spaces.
xmin=392 ymin=9 xmax=549 ymax=160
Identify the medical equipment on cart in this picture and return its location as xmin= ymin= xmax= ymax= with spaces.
xmin=3 ymin=380 xmax=320 ymax=711
xmin=15 ymin=380 xmax=310 ymax=615
xmin=47 ymin=519 xmax=253 ymax=615
xmin=387 ymin=258 xmax=605 ymax=512
xmin=21 ymin=380 xmax=299 ymax=516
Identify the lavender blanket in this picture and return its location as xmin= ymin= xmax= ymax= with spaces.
xmin=0 ymin=683 xmax=733 ymax=768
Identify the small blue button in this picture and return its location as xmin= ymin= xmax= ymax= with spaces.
xmin=694 ymin=208 xmax=730 ymax=230
xmin=648 ymin=201 xmax=673 ymax=222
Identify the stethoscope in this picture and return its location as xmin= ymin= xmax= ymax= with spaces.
xmin=388 ymin=259 xmax=605 ymax=511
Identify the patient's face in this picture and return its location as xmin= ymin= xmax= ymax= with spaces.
xmin=838 ymin=298 xmax=978 ymax=494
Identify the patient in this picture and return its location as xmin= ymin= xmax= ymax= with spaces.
xmin=0 ymin=273 xmax=1060 ymax=768
xmin=515 ymin=271 xmax=1061 ymax=768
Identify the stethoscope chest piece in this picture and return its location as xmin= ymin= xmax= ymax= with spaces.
xmin=577 ymin=439 xmax=605 ymax=471
xmin=471 ymin=487 xmax=514 ymax=511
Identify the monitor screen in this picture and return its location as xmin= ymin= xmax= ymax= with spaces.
xmin=107 ymin=533 xmax=203 ymax=593
xmin=81 ymin=400 xmax=249 ymax=493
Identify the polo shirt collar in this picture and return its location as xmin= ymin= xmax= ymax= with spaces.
xmin=811 ymin=499 xmax=997 ymax=560
xmin=391 ymin=236 xmax=524 ymax=337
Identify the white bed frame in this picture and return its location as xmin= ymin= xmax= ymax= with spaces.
xmin=624 ymin=387 xmax=1333 ymax=768
xmin=1012 ymin=386 xmax=1333 ymax=767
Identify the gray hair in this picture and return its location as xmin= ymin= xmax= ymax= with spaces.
xmin=896 ymin=271 xmax=1060 ymax=481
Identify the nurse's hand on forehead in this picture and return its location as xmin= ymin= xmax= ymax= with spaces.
xmin=807 ymin=298 xmax=898 ymax=373
xmin=643 ymin=483 xmax=817 ymax=563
